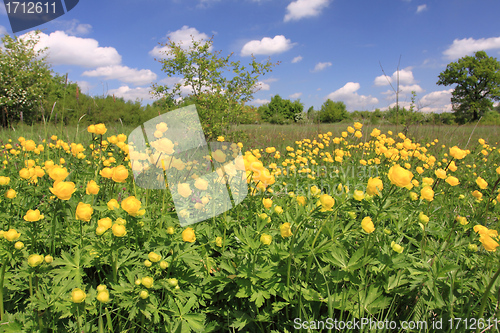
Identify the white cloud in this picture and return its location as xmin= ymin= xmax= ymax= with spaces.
xmin=289 ymin=92 xmax=302 ymax=99
xmin=312 ymin=62 xmax=332 ymax=72
xmin=108 ymin=86 xmax=154 ymax=103
xmin=374 ymin=67 xmax=416 ymax=86
xmin=292 ymin=55 xmax=303 ymax=63
xmin=255 ymin=81 xmax=270 ymax=91
xmin=25 ymin=31 xmax=121 ymax=67
xmin=248 ymin=98 xmax=270 ymax=106
xmin=82 ymin=65 xmax=157 ymax=86
xmin=53 ymin=19 xmax=92 ymax=36
xmin=240 ymin=35 xmax=295 ymax=56
xmin=443 ymin=36 xmax=500 ymax=60
xmin=382 ymin=84 xmax=424 ymax=100
xmin=149 ymin=26 xmax=212 ymax=58
xmin=416 ymin=4 xmax=427 ymax=13
xmin=419 ymin=89 xmax=453 ymax=113
xmin=284 ymin=0 xmax=329 ymax=22
xmin=325 ymin=82 xmax=379 ymax=110
xmin=0 ymin=25 xmax=6 ymax=36
xmin=76 ymin=81 xmax=93 ymax=95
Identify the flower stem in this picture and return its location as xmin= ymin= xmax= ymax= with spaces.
xmin=476 ymin=260 xmax=500 ymax=333
xmin=0 ymin=256 xmax=8 ymax=321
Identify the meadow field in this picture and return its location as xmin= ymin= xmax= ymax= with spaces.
xmin=0 ymin=120 xmax=499 ymax=332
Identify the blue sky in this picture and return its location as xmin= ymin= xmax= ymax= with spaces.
xmin=1 ymin=0 xmax=500 ymax=113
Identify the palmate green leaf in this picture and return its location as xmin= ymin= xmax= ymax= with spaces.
xmin=385 ymin=271 xmax=409 ymax=292
xmin=250 ymin=288 xmax=270 ymax=307
xmin=322 ymin=246 xmax=348 ymax=269
xmin=235 ymin=278 xmax=252 ymax=298
xmin=51 ymin=247 xmax=87 ymax=286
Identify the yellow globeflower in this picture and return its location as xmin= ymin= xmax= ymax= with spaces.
xmin=274 ymin=206 xmax=284 ymax=214
xmin=107 ymin=199 xmax=120 ymax=210
xmin=98 ymin=217 xmax=112 ymax=230
xmin=319 ymin=194 xmax=335 ymax=212
xmin=456 ymin=216 xmax=468 ymax=225
xmin=280 ymin=223 xmax=293 ymax=238
xmin=23 ymin=209 xmax=44 ymax=222
xmin=212 ymin=150 xmax=226 ymax=163
xmin=361 ymin=217 xmax=375 ymax=233
xmin=94 ymin=123 xmax=107 ymax=135
xmin=215 ymin=237 xmax=223 ymax=247
xmin=86 ymin=180 xmax=100 ymax=195
xmin=5 ymin=189 xmax=16 ymax=199
xmin=445 ymin=176 xmax=460 ymax=186
xmin=148 ymin=252 xmax=161 ymax=263
xmin=260 ymin=233 xmax=272 ymax=245
xmin=354 ymin=122 xmax=363 ymax=130
xmin=112 ymin=165 xmax=129 ymax=183
xmin=418 ymin=212 xmax=429 ymax=224
xmin=182 ymin=227 xmax=196 ymax=243
xmin=4 ymin=229 xmax=20 ymax=241
xmin=366 ymin=177 xmax=383 ymax=196
xmin=88 ymin=124 xmax=96 ymax=133
xmin=49 ymin=181 xmax=76 ymax=201
xmin=28 ymin=254 xmax=44 ymax=267
xmin=420 ymin=186 xmax=434 ymax=202
xmin=435 ymin=168 xmax=447 ymax=179
xmin=121 ymin=196 xmax=145 ymax=216
xmin=112 ymin=224 xmax=127 ymax=237
xmin=99 ymin=167 xmax=114 ymax=179
xmin=142 ymin=277 xmax=154 ymax=289
xmin=262 ymin=198 xmax=273 ymax=209
xmin=391 ymin=241 xmax=404 ymax=254
xmin=71 ymin=288 xmax=86 ymax=303
xmin=388 ymin=164 xmax=413 ymax=188
xmin=296 ymin=196 xmax=306 ymax=206
xmin=0 ymin=176 xmax=10 ymax=185
xmin=97 ymin=290 xmax=110 ymax=303
xmin=76 ymin=202 xmax=93 ymax=222
xmin=48 ymin=166 xmax=69 ymax=182
xmin=479 ymin=234 xmax=499 ymax=252
xmin=353 ymin=190 xmax=365 ymax=201
xmin=472 ymin=190 xmax=483 ymax=200
xmin=449 ymin=146 xmax=467 ymax=159
xmin=476 ymin=177 xmax=488 ymax=190
xmin=177 ymin=183 xmax=192 ymax=198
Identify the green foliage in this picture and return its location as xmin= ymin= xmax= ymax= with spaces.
xmin=437 ymin=51 xmax=500 ymax=124
xmin=258 ymin=95 xmax=304 ymax=123
xmin=318 ymin=99 xmax=348 ymax=123
xmin=0 ymin=31 xmax=53 ymax=127
xmin=151 ymin=35 xmax=277 ymax=140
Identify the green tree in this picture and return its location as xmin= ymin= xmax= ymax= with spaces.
xmin=319 ymin=99 xmax=348 ymax=123
xmin=0 ymin=31 xmax=53 ymax=127
xmin=437 ymin=51 xmax=500 ymax=123
xmin=258 ymin=95 xmax=303 ymax=123
xmin=151 ymin=35 xmax=277 ymax=139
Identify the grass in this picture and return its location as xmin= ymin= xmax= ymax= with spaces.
xmin=1 ymin=121 xmax=499 ymax=152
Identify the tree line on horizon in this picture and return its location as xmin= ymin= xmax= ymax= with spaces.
xmin=1 ymin=32 xmax=500 ymax=136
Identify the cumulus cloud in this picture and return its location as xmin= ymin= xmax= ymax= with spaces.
xmin=255 ymin=81 xmax=270 ymax=91
xmin=150 ymin=26 xmax=212 ymax=58
xmin=53 ymin=19 xmax=92 ymax=36
xmin=325 ymin=82 xmax=379 ymax=110
xmin=248 ymin=98 xmax=270 ymax=106
xmin=416 ymin=4 xmax=427 ymax=13
xmin=382 ymin=84 xmax=424 ymax=101
xmin=443 ymin=36 xmax=500 ymax=60
xmin=312 ymin=62 xmax=332 ymax=72
xmin=76 ymin=81 xmax=93 ymax=95
xmin=82 ymin=65 xmax=157 ymax=86
xmin=284 ymin=0 xmax=329 ymax=22
xmin=23 ymin=31 xmax=121 ymax=67
xmin=374 ymin=68 xmax=416 ymax=86
xmin=419 ymin=89 xmax=453 ymax=113
xmin=108 ymin=86 xmax=154 ymax=103
xmin=240 ymin=35 xmax=295 ymax=56
xmin=289 ymin=92 xmax=302 ymax=99
xmin=292 ymin=55 xmax=303 ymax=63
